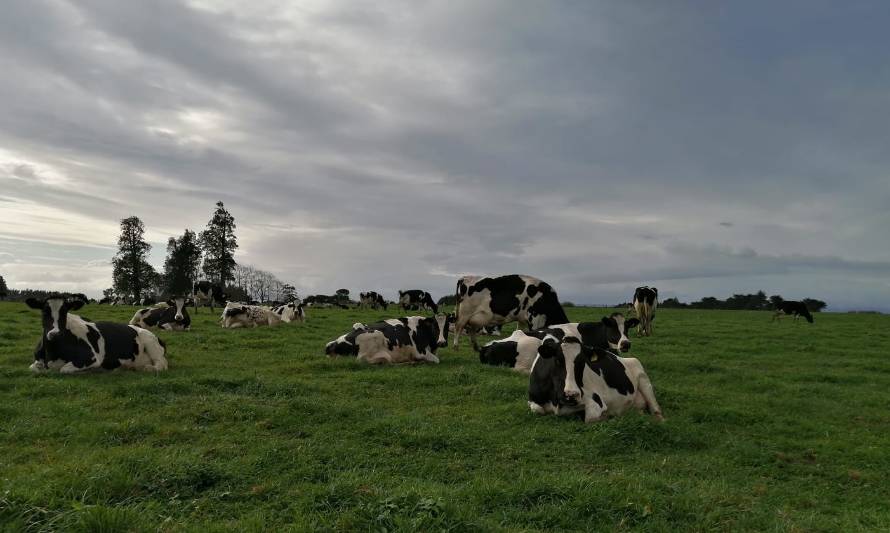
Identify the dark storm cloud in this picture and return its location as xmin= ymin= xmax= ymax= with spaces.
xmin=1 ymin=0 xmax=889 ymax=310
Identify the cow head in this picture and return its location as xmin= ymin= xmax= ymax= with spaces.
xmin=537 ymin=335 xmax=586 ymax=404
xmin=433 ymin=313 xmax=452 ymax=347
xmin=166 ymin=297 xmax=187 ymax=322
xmin=602 ymin=313 xmax=639 ymax=353
xmin=26 ymin=296 xmax=85 ymax=341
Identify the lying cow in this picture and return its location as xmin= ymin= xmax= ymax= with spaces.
xmin=528 ymin=333 xmax=663 ymax=423
xmin=772 ymin=301 xmax=814 ymax=323
xmin=129 ymin=298 xmax=191 ymax=331
xmin=398 ymin=290 xmax=438 ymax=313
xmin=360 ymin=291 xmax=388 ymax=310
xmin=480 ymin=313 xmax=640 ymax=373
xmin=633 ymin=286 xmax=658 ymax=336
xmin=325 ymin=315 xmax=451 ymax=364
xmin=220 ymin=302 xmax=283 ymax=328
xmin=26 ymin=296 xmax=168 ymax=373
xmin=453 ymin=274 xmax=569 ymax=351
xmin=271 ymin=301 xmax=305 ymax=323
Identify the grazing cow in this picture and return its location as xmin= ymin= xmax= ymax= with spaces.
xmin=452 ymin=275 xmax=569 ymax=351
xmin=129 ymin=298 xmax=191 ymax=331
xmin=633 ymin=286 xmax=658 ymax=336
xmin=220 ymin=302 xmax=283 ymax=328
xmin=528 ymin=333 xmax=663 ymax=423
xmin=271 ymin=301 xmax=305 ymax=323
xmin=398 ymin=290 xmax=438 ymax=314
xmin=325 ymin=315 xmax=451 ymax=364
xmin=359 ymin=291 xmax=388 ymax=310
xmin=193 ymin=281 xmax=227 ymax=312
xmin=480 ymin=313 xmax=639 ymax=373
xmin=26 ymin=297 xmax=168 ymax=373
xmin=772 ymin=301 xmax=814 ymax=323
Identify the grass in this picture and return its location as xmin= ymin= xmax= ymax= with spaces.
xmin=1 ymin=302 xmax=889 ymax=532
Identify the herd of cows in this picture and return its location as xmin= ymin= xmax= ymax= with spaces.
xmin=21 ymin=275 xmax=816 ymax=423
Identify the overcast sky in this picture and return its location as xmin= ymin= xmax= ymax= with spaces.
xmin=2 ymin=1 xmax=889 ymax=310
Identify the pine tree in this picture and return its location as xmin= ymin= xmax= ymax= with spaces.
xmin=112 ymin=216 xmax=154 ymax=302
xmin=164 ymin=229 xmax=202 ymax=296
xmin=199 ymin=202 xmax=238 ymax=285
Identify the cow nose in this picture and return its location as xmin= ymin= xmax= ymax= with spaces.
xmin=620 ymin=341 xmax=631 ymax=352
xmin=46 ymin=329 xmax=59 ymax=341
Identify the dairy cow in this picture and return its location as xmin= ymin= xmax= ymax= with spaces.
xmin=528 ymin=333 xmax=663 ymax=423
xmin=633 ymin=286 xmax=658 ymax=336
xmin=26 ymin=296 xmax=168 ymax=373
xmin=193 ymin=281 xmax=227 ymax=312
xmin=325 ymin=315 xmax=451 ymax=364
xmin=129 ymin=298 xmax=191 ymax=331
xmin=271 ymin=301 xmax=305 ymax=323
xmin=479 ymin=330 xmax=545 ymax=373
xmin=398 ymin=290 xmax=438 ymax=313
xmin=360 ymin=291 xmax=388 ymax=310
xmin=453 ymin=275 xmax=569 ymax=351
xmin=220 ymin=302 xmax=283 ymax=328
xmin=772 ymin=301 xmax=814 ymax=323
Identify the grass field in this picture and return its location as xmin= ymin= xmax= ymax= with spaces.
xmin=1 ymin=302 xmax=889 ymax=532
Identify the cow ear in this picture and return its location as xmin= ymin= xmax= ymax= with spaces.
xmin=538 ymin=339 xmax=560 ymax=359
xmin=626 ymin=318 xmax=640 ymax=328
xmin=25 ymin=298 xmax=44 ymax=310
xmin=601 ymin=317 xmax=613 ymax=327
xmin=68 ymin=299 xmax=85 ymax=310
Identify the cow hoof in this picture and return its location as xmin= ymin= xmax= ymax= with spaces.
xmin=653 ymin=413 xmax=665 ymax=423
xmin=59 ymin=362 xmax=79 ymax=374
xmin=29 ymin=361 xmax=47 ymax=373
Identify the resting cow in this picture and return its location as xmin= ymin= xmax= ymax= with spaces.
xmin=272 ymin=301 xmax=305 ymax=323
xmin=220 ymin=302 xmax=283 ymax=328
xmin=772 ymin=301 xmax=814 ymax=323
xmin=633 ymin=286 xmax=658 ymax=336
xmin=452 ymin=274 xmax=569 ymax=351
xmin=325 ymin=315 xmax=451 ymax=364
xmin=26 ymin=296 xmax=168 ymax=373
xmin=129 ymin=298 xmax=191 ymax=331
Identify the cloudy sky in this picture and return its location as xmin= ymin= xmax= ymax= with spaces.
xmin=2 ymin=1 xmax=889 ymax=310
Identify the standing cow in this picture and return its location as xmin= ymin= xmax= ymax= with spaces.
xmin=129 ymin=298 xmax=191 ymax=331
xmin=325 ymin=315 xmax=451 ymax=364
xmin=633 ymin=286 xmax=658 ymax=336
xmin=772 ymin=301 xmax=814 ymax=323
xmin=398 ymin=290 xmax=438 ymax=314
xmin=452 ymin=275 xmax=569 ymax=351
xmin=26 ymin=296 xmax=168 ymax=373
xmin=360 ymin=291 xmax=388 ymax=310
xmin=193 ymin=281 xmax=227 ymax=312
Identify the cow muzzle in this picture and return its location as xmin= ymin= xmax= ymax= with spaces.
xmin=562 ymin=389 xmax=581 ymax=404
xmin=175 ymin=313 xmax=184 ymax=321
xmin=620 ymin=341 xmax=631 ymax=352
xmin=46 ymin=328 xmax=60 ymax=341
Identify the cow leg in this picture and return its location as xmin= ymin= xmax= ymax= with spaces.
xmin=417 ymin=352 xmax=440 ymax=364
xmin=528 ymin=401 xmax=557 ymax=415
xmin=452 ymin=316 xmax=469 ymax=348
xmin=637 ymin=373 xmax=664 ymax=422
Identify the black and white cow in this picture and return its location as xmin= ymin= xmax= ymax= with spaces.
xmin=220 ymin=302 xmax=283 ymax=328
xmin=271 ymin=301 xmax=305 ymax=323
xmin=26 ymin=297 xmax=169 ymax=373
xmin=772 ymin=301 xmax=814 ymax=323
xmin=325 ymin=315 xmax=452 ymax=364
xmin=398 ymin=290 xmax=438 ymax=314
xmin=480 ymin=313 xmax=640 ymax=373
xmin=193 ymin=281 xmax=227 ymax=312
xmin=359 ymin=291 xmax=388 ymax=310
xmin=528 ymin=333 xmax=663 ymax=423
xmin=452 ymin=275 xmax=569 ymax=351
xmin=129 ymin=298 xmax=191 ymax=331
xmin=633 ymin=286 xmax=658 ymax=336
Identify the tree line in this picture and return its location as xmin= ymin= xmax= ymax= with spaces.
xmin=657 ymin=291 xmax=827 ymax=312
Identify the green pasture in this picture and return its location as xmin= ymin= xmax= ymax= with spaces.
xmin=0 ymin=302 xmax=888 ymax=531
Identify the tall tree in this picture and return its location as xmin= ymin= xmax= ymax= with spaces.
xmin=0 ymin=274 xmax=7 ymax=300
xmin=112 ymin=216 xmax=155 ymax=301
xmin=199 ymin=201 xmax=238 ymax=285
xmin=164 ymin=229 xmax=202 ymax=296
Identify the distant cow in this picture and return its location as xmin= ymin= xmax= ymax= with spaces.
xmin=633 ymin=286 xmax=658 ymax=336
xmin=220 ymin=302 xmax=283 ymax=328
xmin=360 ymin=291 xmax=388 ymax=310
xmin=772 ymin=301 xmax=814 ymax=323
xmin=193 ymin=281 xmax=227 ymax=312
xmin=480 ymin=313 xmax=639 ymax=373
xmin=452 ymin=275 xmax=569 ymax=351
xmin=325 ymin=315 xmax=451 ymax=364
xmin=129 ymin=298 xmax=191 ymax=331
xmin=398 ymin=290 xmax=438 ymax=314
xmin=271 ymin=301 xmax=305 ymax=323
xmin=26 ymin=296 xmax=168 ymax=373
xmin=528 ymin=333 xmax=663 ymax=423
